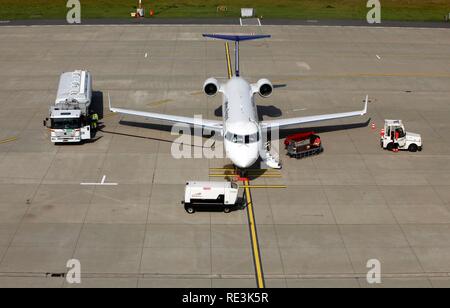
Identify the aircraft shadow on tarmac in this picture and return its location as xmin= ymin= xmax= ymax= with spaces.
xmin=101 ymin=120 xmax=216 ymax=149
xmin=278 ymin=118 xmax=371 ymax=139
xmin=215 ymin=163 xmax=274 ymax=181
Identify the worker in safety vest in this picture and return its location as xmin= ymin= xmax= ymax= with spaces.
xmin=90 ymin=113 xmax=99 ymax=131
xmin=390 ymin=130 xmax=400 ymax=152
xmin=313 ymin=136 xmax=321 ymax=147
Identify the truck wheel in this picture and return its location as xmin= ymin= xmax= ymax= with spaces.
xmin=408 ymin=144 xmax=418 ymax=152
xmin=386 ymin=143 xmax=394 ymax=151
xmin=186 ymin=207 xmax=195 ymax=214
xmin=223 ymin=207 xmax=231 ymax=213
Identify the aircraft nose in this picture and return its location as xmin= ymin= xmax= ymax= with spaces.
xmin=230 ymin=147 xmax=258 ymax=168
xmin=234 ymin=157 xmax=255 ymax=168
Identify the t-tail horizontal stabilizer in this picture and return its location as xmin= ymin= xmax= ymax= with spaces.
xmin=202 ymin=34 xmax=271 ymax=42
xmin=203 ymin=33 xmax=271 ymax=77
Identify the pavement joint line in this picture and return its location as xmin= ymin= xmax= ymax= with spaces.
xmin=147 ymin=98 xmax=173 ymax=107
xmin=2 ymin=23 xmax=450 ymax=30
xmin=3 ymin=24 xmax=450 ymax=287
xmin=135 ymin=28 xmax=164 ymax=281
xmin=1 ymin=272 xmax=450 ymax=279
xmin=0 ymin=127 xmax=61 ymax=268
xmin=344 ymin=118 xmax=430 ymax=283
xmin=274 ymin=72 xmax=450 ymax=83
xmin=243 ymin=178 xmax=265 ymax=288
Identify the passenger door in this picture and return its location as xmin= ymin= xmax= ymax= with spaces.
xmin=396 ymin=127 xmax=407 ymax=148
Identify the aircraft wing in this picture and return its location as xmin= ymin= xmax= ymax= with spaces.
xmin=261 ymin=95 xmax=369 ymax=130
xmin=108 ymin=94 xmax=223 ymax=133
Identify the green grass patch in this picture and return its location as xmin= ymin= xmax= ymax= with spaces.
xmin=0 ymin=0 xmax=448 ymax=21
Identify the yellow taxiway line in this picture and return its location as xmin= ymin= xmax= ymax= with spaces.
xmin=209 ymin=165 xmax=285 ymax=287
xmin=243 ymin=179 xmax=265 ymax=288
xmin=209 ymin=174 xmax=282 ymax=178
xmin=209 ymin=168 xmax=281 ymax=174
xmin=210 ymin=168 xmax=279 ymax=171
xmin=147 ymin=98 xmax=173 ymax=107
xmin=240 ymin=185 xmax=286 ymax=189
xmin=225 ymin=42 xmax=233 ymax=79
xmin=273 ymin=72 xmax=450 ymax=84
xmin=0 ymin=137 xmax=17 ymax=145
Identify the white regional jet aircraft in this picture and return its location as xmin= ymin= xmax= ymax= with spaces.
xmin=109 ymin=34 xmax=368 ymax=169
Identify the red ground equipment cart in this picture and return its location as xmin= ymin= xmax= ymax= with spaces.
xmin=285 ymin=132 xmax=323 ymax=159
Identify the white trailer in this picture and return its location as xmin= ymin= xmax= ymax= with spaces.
xmin=380 ymin=119 xmax=422 ymax=152
xmin=182 ymin=181 xmax=240 ymax=214
xmin=44 ymin=70 xmax=96 ymax=143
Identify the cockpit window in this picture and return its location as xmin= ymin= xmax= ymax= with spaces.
xmin=225 ymin=132 xmax=259 ymax=144
xmin=248 ymin=132 xmax=259 ymax=143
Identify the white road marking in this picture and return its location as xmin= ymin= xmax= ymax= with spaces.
xmin=293 ymin=108 xmax=307 ymax=112
xmin=80 ymin=182 xmax=118 ymax=186
xmin=81 ymin=175 xmax=117 ymax=186
xmin=296 ymin=62 xmax=311 ymax=70
xmin=239 ymin=18 xmax=243 ymax=26
xmin=257 ymin=18 xmax=261 ymax=26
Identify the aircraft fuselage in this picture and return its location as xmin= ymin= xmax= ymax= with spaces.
xmin=221 ymin=77 xmax=261 ymax=168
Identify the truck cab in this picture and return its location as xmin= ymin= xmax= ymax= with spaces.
xmin=381 ymin=120 xmax=422 ymax=152
xmin=48 ymin=109 xmax=91 ymax=143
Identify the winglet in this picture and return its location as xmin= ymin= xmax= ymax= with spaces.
xmin=362 ymin=95 xmax=369 ymax=115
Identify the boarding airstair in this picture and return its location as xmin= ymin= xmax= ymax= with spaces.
xmin=261 ymin=140 xmax=282 ymax=169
